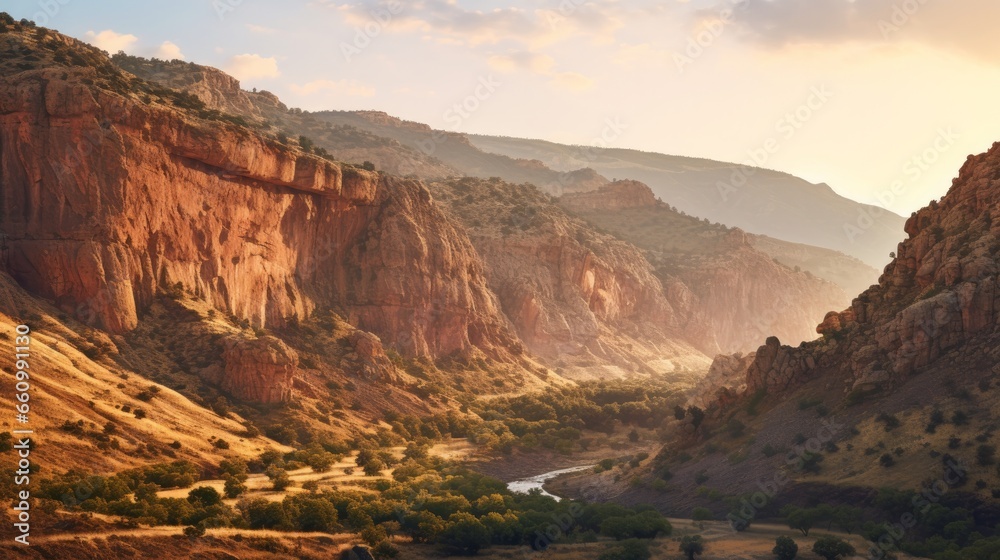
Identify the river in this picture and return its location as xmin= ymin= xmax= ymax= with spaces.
xmin=506 ymin=465 xmax=594 ymax=500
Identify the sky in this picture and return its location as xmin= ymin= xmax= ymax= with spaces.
xmin=6 ymin=0 xmax=1000 ymax=214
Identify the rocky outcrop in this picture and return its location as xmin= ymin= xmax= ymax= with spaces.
xmin=221 ymin=336 xmax=299 ymax=403
xmin=112 ymin=54 xmax=262 ymax=118
xmin=0 ymin=29 xmax=517 ymax=360
xmin=561 ymin=180 xmax=659 ymax=211
xmin=342 ymin=331 xmax=399 ymax=382
xmin=732 ymin=142 xmax=1000 ymax=397
xmin=689 ymin=351 xmax=754 ymax=407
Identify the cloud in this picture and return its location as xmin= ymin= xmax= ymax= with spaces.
xmin=322 ymin=0 xmax=623 ymax=49
xmin=224 ymin=54 xmax=280 ymax=81
xmin=614 ymin=42 xmax=674 ymax=67
xmin=84 ymin=29 xmax=138 ymax=53
xmin=487 ymin=52 xmax=555 ymax=74
xmin=549 ymin=72 xmax=594 ymax=92
xmin=246 ymin=23 xmax=278 ymax=35
xmin=152 ymin=41 xmax=185 ymax=60
xmin=710 ymin=0 xmax=1000 ymax=64
xmin=290 ymin=79 xmax=376 ymax=97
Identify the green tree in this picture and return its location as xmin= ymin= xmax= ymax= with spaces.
xmin=832 ymin=506 xmax=863 ymax=534
xmin=692 ymin=507 xmax=713 ymax=521
xmin=812 ymin=536 xmax=855 ymax=560
xmin=680 ymin=535 xmax=704 ymax=559
xmin=187 ymin=486 xmax=222 ymax=507
xmin=238 ymin=497 xmax=288 ymax=529
xmin=223 ymin=476 xmax=247 ymax=498
xmin=782 ymin=506 xmax=819 ymax=536
xmin=773 ymin=536 xmax=798 ymax=560
xmin=288 ymin=495 xmax=338 ymax=531
xmin=440 ymin=512 xmax=491 ymax=555
xmin=598 ymin=539 xmax=651 ymax=560
xmin=265 ymin=465 xmax=291 ymax=491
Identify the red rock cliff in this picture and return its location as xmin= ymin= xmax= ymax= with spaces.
xmin=0 ymin=31 xmax=516 ymax=359
xmin=732 ymin=142 xmax=1000 ymax=396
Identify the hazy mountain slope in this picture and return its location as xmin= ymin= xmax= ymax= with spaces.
xmin=559 ymin=181 xmax=850 ymax=352
xmin=468 ymin=134 xmax=906 ymax=268
xmin=748 ymin=234 xmax=879 ymax=297
xmin=311 ymin=110 xmax=608 ymax=191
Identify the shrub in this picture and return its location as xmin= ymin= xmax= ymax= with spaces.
xmin=977 ymin=445 xmax=996 ymax=466
xmin=188 ymin=486 xmax=223 ymax=507
xmin=183 ymin=524 xmax=206 ymax=537
xmin=598 ymin=539 xmax=651 ymax=560
xmin=265 ymin=465 xmax=291 ymax=491
xmin=599 ymin=511 xmax=671 ymax=540
xmin=773 ymin=536 xmax=798 ymax=560
xmin=727 ymin=418 xmax=746 ymax=438
xmin=876 ymin=412 xmax=901 ymax=431
xmin=879 ymin=453 xmax=896 ymax=467
xmin=224 ymin=477 xmax=248 ymax=498
xmin=812 ymin=535 xmax=855 ymax=560
xmin=680 ymin=535 xmax=704 ymax=559
xmin=692 ymin=507 xmax=713 ymax=521
xmin=439 ymin=512 xmax=490 ymax=555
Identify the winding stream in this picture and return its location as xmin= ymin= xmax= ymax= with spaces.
xmin=506 ymin=465 xmax=594 ymax=500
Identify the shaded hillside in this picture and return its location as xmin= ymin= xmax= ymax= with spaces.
xmin=468 ymin=134 xmax=906 ymax=268
xmin=585 ymin=144 xmax=1000 ymax=560
xmin=560 ymin=181 xmax=851 ymax=352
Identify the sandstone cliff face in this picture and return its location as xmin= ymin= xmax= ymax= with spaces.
xmin=0 ymin=32 xmax=516 ymax=360
xmin=430 ymin=178 xmax=712 ymax=376
xmin=112 ymin=54 xmax=261 ymax=118
xmin=731 ymin=143 xmax=1000 ymax=397
xmin=561 ymin=180 xmax=659 ymax=211
xmin=221 ymin=335 xmax=299 ymax=403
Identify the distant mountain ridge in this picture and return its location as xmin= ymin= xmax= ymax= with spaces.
xmin=467 ymin=134 xmax=906 ymax=269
